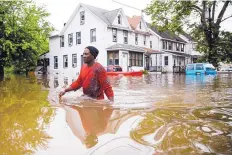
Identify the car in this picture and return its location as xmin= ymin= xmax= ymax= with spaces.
xmin=106 ymin=65 xmax=122 ymax=72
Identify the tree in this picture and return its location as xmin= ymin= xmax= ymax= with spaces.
xmin=0 ymin=0 xmax=54 ymax=80
xmin=145 ymin=0 xmax=232 ymax=67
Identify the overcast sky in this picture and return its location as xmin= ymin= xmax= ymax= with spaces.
xmin=35 ymin=0 xmax=232 ymax=33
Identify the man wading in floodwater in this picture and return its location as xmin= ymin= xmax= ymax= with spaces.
xmin=59 ymin=46 xmax=114 ymax=102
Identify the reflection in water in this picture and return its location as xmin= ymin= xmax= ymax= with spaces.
xmin=64 ymin=106 xmax=113 ymax=148
xmin=54 ymin=77 xmax=59 ymax=88
xmin=130 ymin=107 xmax=232 ymax=155
xmin=0 ymin=75 xmax=55 ymax=155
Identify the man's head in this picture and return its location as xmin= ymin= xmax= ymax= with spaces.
xmin=84 ymin=134 xmax=98 ymax=148
xmin=83 ymin=46 xmax=99 ymax=64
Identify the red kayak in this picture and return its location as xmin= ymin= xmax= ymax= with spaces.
xmin=106 ymin=71 xmax=143 ymax=76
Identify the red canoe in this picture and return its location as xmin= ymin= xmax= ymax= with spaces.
xmin=106 ymin=71 xmax=143 ymax=76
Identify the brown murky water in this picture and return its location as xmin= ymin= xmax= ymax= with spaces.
xmin=0 ymin=74 xmax=232 ymax=155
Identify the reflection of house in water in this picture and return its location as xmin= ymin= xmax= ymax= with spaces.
xmin=63 ymin=105 xmax=154 ymax=154
xmin=64 ymin=77 xmax=69 ymax=86
xmin=54 ymin=77 xmax=59 ymax=88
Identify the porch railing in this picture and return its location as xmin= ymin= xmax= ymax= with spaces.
xmin=148 ymin=66 xmax=163 ymax=72
xmin=173 ymin=66 xmax=185 ymax=73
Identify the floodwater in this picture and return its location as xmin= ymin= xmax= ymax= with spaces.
xmin=0 ymin=73 xmax=232 ymax=155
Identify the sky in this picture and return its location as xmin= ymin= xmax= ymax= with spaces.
xmin=35 ymin=0 xmax=232 ymax=34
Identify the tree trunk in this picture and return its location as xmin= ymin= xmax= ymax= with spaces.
xmin=0 ymin=65 xmax=4 ymax=81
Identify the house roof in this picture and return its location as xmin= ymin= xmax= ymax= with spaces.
xmin=181 ymin=32 xmax=193 ymax=41
xmin=127 ymin=16 xmax=141 ymax=30
xmin=106 ymin=44 xmax=146 ymax=52
xmin=143 ymin=47 xmax=162 ymax=54
xmin=81 ymin=3 xmax=121 ymax=26
xmin=147 ymin=23 xmax=187 ymax=43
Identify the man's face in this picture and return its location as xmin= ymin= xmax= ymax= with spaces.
xmin=83 ymin=48 xmax=94 ymax=63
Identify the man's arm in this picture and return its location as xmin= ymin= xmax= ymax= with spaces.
xmin=98 ymin=67 xmax=114 ymax=102
xmin=59 ymin=70 xmax=83 ymax=97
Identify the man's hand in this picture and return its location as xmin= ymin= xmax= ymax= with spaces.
xmin=59 ymin=90 xmax=66 ymax=98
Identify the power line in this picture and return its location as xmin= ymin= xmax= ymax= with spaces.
xmin=112 ymin=0 xmax=143 ymax=12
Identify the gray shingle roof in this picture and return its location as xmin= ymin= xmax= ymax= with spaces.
xmin=81 ymin=3 xmax=120 ymax=25
xmin=103 ymin=9 xmax=121 ymax=24
xmin=147 ymin=23 xmax=187 ymax=43
xmin=106 ymin=44 xmax=146 ymax=52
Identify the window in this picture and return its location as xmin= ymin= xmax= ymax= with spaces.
xmin=196 ymin=64 xmax=203 ymax=70
xmin=63 ymin=55 xmax=68 ymax=68
xmin=129 ymin=52 xmax=143 ymax=67
xmin=68 ymin=33 xmax=73 ymax=46
xmin=90 ymin=28 xmax=96 ymax=42
xmin=108 ymin=51 xmax=119 ymax=65
xmin=118 ymin=15 xmax=121 ymax=24
xmin=181 ymin=44 xmax=184 ymax=52
xmin=139 ymin=21 xmax=142 ymax=29
xmin=54 ymin=56 xmax=58 ymax=69
xmin=168 ymin=42 xmax=172 ymax=50
xmin=76 ymin=32 xmax=81 ymax=44
xmin=80 ymin=11 xmax=85 ymax=25
xmin=150 ymin=41 xmax=152 ymax=49
xmin=112 ymin=28 xmax=117 ymax=42
xmin=123 ymin=30 xmax=128 ymax=44
xmin=164 ymin=56 xmax=168 ymax=66
xmin=143 ymin=35 xmax=146 ymax=45
xmin=163 ymin=41 xmax=167 ymax=49
xmin=72 ymin=54 xmax=77 ymax=68
xmin=135 ymin=33 xmax=138 ymax=45
xmin=60 ymin=35 xmax=64 ymax=47
xmin=187 ymin=65 xmax=194 ymax=71
xmin=176 ymin=43 xmax=180 ymax=51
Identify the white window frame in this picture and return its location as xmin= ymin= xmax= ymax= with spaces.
xmin=112 ymin=28 xmax=117 ymax=42
xmin=60 ymin=35 xmax=64 ymax=47
xmin=63 ymin=55 xmax=68 ymax=68
xmin=80 ymin=11 xmax=85 ymax=25
xmin=72 ymin=54 xmax=77 ymax=68
xmin=168 ymin=41 xmax=172 ymax=50
xmin=76 ymin=32 xmax=81 ymax=44
xmin=90 ymin=28 xmax=96 ymax=42
xmin=68 ymin=33 xmax=73 ymax=46
xmin=143 ymin=35 xmax=146 ymax=45
xmin=164 ymin=56 xmax=168 ymax=66
xmin=54 ymin=56 xmax=58 ymax=69
xmin=123 ymin=30 xmax=128 ymax=44
xmin=135 ymin=33 xmax=138 ymax=45
xmin=118 ymin=15 xmax=121 ymax=24
xmin=176 ymin=43 xmax=180 ymax=51
xmin=181 ymin=44 xmax=184 ymax=52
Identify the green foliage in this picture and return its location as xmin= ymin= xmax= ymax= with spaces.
xmin=145 ymin=0 xmax=232 ymax=67
xmin=0 ymin=0 xmax=54 ymax=75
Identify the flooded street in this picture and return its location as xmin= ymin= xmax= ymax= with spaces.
xmin=1 ymin=74 xmax=232 ymax=155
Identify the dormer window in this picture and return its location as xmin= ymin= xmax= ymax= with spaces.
xmin=118 ymin=15 xmax=121 ymax=24
xmin=139 ymin=21 xmax=142 ymax=29
xmin=80 ymin=11 xmax=85 ymax=25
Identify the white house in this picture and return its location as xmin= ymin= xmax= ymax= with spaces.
xmin=179 ymin=33 xmax=202 ymax=63
xmin=147 ymin=25 xmax=193 ymax=73
xmin=44 ymin=3 xmax=199 ymax=76
xmin=47 ymin=3 xmax=153 ymax=79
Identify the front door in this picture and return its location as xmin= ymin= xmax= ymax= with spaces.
xmin=122 ymin=53 xmax=128 ymax=72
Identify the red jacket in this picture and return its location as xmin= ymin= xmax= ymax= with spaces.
xmin=70 ymin=62 xmax=114 ymax=100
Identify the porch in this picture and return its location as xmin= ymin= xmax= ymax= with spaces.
xmin=106 ymin=44 xmax=146 ymax=72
